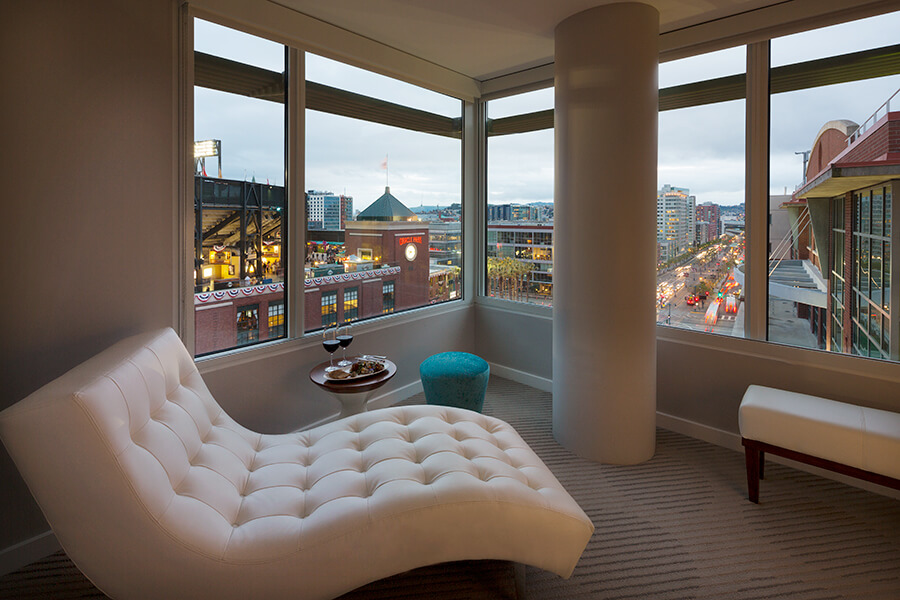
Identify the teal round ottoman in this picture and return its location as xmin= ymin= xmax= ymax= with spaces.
xmin=419 ymin=352 xmax=490 ymax=413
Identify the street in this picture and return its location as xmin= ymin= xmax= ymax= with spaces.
xmin=656 ymin=235 xmax=744 ymax=335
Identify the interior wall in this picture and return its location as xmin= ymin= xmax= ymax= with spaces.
xmin=657 ymin=335 xmax=900 ymax=432
xmin=0 ymin=0 xmax=477 ymax=567
xmin=477 ymin=305 xmax=900 ymax=432
xmin=200 ymin=306 xmax=475 ymax=433
xmin=0 ymin=0 xmax=179 ymax=558
xmin=475 ymin=304 xmax=552 ymax=382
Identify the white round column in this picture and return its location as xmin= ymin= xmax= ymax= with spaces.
xmin=552 ymin=3 xmax=659 ymax=464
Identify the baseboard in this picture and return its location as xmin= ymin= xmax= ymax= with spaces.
xmin=488 ymin=363 xmax=552 ymax=393
xmin=0 ymin=530 xmax=60 ymax=577
xmin=657 ymin=411 xmax=900 ymax=500
xmin=656 ymin=411 xmax=743 ymax=452
xmin=368 ymin=378 xmax=424 ymax=410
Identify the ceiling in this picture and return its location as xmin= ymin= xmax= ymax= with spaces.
xmin=275 ymin=0 xmax=783 ymax=81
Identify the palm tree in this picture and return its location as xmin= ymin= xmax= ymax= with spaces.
xmin=487 ymin=257 xmax=534 ymax=300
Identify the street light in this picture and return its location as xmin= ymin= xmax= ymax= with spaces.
xmin=194 ymin=139 xmax=222 ymax=178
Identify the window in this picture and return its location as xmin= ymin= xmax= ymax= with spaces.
xmin=656 ymin=48 xmax=746 ymax=334
xmin=343 ymin=287 xmax=359 ymax=322
xmin=189 ymin=18 xmax=467 ymax=356
xmin=382 ymin=281 xmax=395 ymax=313
xmin=268 ymin=301 xmax=285 ymax=339
xmin=769 ymin=11 xmax=900 ymax=359
xmin=852 ymin=186 xmax=891 ymax=359
xmin=304 ymin=53 xmax=462 ymax=333
xmin=486 ymin=88 xmax=554 ymax=306
xmin=192 ymin=19 xmax=286 ymax=356
xmin=321 ymin=291 xmax=337 ymax=327
xmin=236 ymin=305 xmax=259 ymax=345
xmin=831 ymin=197 xmax=845 ymax=352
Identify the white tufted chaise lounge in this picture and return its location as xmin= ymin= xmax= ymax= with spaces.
xmin=0 ymin=328 xmax=593 ymax=600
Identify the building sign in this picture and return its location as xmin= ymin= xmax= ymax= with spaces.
xmin=397 ymin=236 xmax=423 ymax=245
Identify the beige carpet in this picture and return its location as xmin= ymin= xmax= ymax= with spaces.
xmin=2 ymin=377 xmax=899 ymax=599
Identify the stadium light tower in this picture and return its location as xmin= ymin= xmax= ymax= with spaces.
xmin=795 ymin=150 xmax=810 ymax=185
xmin=194 ymin=139 xmax=222 ymax=178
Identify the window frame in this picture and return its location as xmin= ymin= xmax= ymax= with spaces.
xmin=181 ymin=0 xmax=900 ymax=384
xmin=181 ymin=5 xmax=475 ymax=368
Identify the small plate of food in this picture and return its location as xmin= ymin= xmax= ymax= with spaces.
xmin=326 ymin=359 xmax=386 ymax=381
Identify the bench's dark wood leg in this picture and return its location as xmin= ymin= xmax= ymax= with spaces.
xmin=745 ymin=445 xmax=760 ymax=503
xmin=513 ymin=562 xmax=526 ymax=599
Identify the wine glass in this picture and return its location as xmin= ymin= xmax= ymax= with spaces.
xmin=322 ymin=326 xmax=340 ymax=372
xmin=336 ymin=323 xmax=354 ymax=367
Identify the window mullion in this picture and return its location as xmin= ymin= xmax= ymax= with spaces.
xmin=287 ymin=46 xmax=305 ymax=340
xmin=179 ymin=6 xmax=196 ymax=350
xmin=465 ymin=99 xmax=484 ymax=300
xmin=745 ymin=40 xmax=770 ymax=341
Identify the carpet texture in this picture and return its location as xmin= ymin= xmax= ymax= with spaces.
xmin=2 ymin=376 xmax=898 ymax=599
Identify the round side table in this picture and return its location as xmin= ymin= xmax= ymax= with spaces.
xmin=309 ymin=356 xmax=397 ymax=418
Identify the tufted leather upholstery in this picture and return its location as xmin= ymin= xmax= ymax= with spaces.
xmin=0 ymin=328 xmax=594 ymax=600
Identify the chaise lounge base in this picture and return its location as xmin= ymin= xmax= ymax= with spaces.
xmin=739 ymin=384 xmax=900 ymax=503
xmin=0 ymin=328 xmax=593 ymax=600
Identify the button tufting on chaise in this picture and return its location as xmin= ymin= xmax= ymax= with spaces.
xmin=0 ymin=328 xmax=594 ymax=600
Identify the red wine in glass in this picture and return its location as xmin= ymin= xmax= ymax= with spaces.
xmin=322 ymin=327 xmax=340 ymax=372
xmin=336 ymin=324 xmax=354 ymax=367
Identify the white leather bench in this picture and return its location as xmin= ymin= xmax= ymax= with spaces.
xmin=0 ymin=328 xmax=594 ymax=600
xmin=738 ymin=384 xmax=900 ymax=503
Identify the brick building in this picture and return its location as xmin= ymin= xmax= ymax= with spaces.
xmin=789 ymin=91 xmax=900 ymax=358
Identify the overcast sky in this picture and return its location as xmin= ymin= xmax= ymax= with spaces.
xmin=194 ymin=11 xmax=900 ymax=210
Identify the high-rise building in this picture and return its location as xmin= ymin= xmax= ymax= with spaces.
xmin=657 ymin=184 xmax=696 ymax=262
xmin=340 ymin=195 xmax=353 ymax=229
xmin=488 ymin=203 xmax=547 ymax=222
xmin=307 ymin=191 xmax=343 ymax=230
xmin=695 ymin=202 xmax=720 ymax=245
xmin=487 ymin=204 xmax=511 ymax=221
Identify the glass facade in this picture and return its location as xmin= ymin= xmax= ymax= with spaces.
xmin=851 ymin=186 xmax=892 ymax=359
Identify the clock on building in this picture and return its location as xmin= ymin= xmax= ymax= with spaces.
xmin=404 ymin=242 xmax=417 ymax=261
